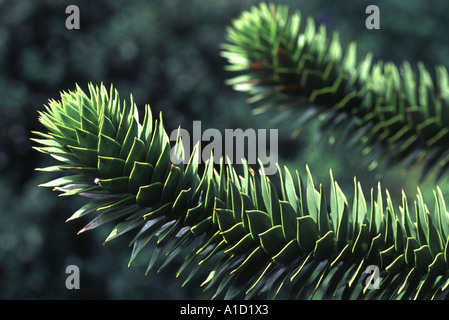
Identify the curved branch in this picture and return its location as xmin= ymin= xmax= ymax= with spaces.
xmin=33 ymin=83 xmax=449 ymax=299
xmin=222 ymin=3 xmax=449 ymax=180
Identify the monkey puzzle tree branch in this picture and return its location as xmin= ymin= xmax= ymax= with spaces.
xmin=222 ymin=3 xmax=449 ymax=180
xmin=33 ymin=83 xmax=449 ymax=299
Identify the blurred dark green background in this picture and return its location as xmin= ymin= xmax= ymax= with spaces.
xmin=1 ymin=0 xmax=449 ymax=299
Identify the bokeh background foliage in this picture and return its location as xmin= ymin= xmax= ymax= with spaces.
xmin=1 ymin=0 xmax=449 ymax=299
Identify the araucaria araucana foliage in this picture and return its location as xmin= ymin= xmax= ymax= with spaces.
xmin=33 ymin=3 xmax=449 ymax=299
